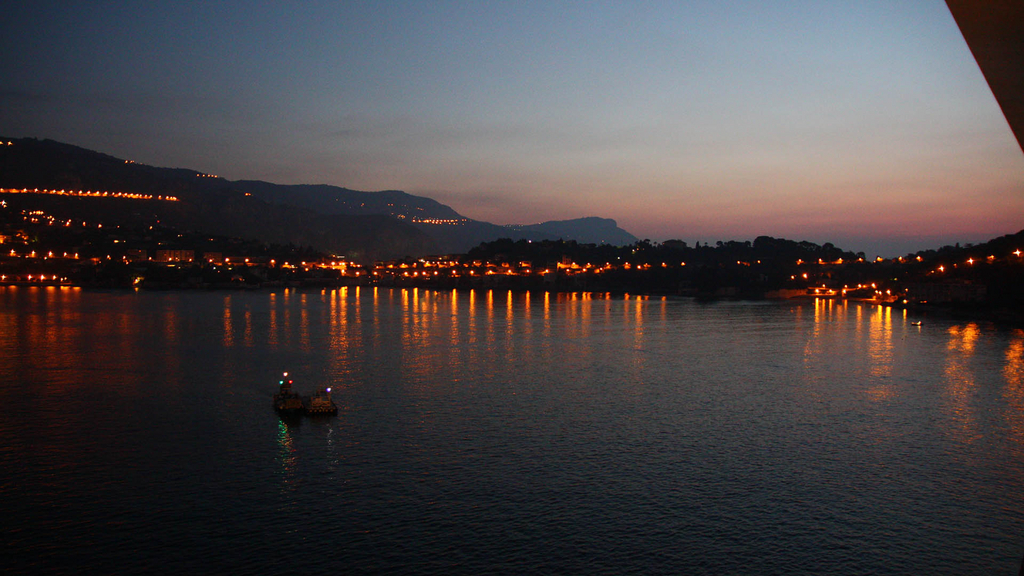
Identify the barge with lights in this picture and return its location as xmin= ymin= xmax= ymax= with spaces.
xmin=273 ymin=373 xmax=305 ymax=417
xmin=273 ymin=373 xmax=337 ymax=417
xmin=303 ymin=386 xmax=338 ymax=415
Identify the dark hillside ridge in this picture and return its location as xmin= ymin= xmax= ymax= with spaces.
xmin=0 ymin=138 xmax=436 ymax=261
xmin=510 ymin=217 xmax=638 ymax=246
xmin=0 ymin=137 xmax=640 ymax=257
xmin=234 ymin=181 xmax=465 ymax=221
xmin=234 ymin=182 xmax=639 ymax=251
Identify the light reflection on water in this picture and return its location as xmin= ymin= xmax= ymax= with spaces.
xmin=277 ymin=419 xmax=297 ymax=484
xmin=267 ymin=291 xmax=278 ymax=348
xmin=222 ymin=295 xmax=233 ymax=348
xmin=2 ymin=286 xmax=1024 ymax=574
xmin=1005 ymin=330 xmax=1024 ymax=449
xmin=945 ymin=323 xmax=981 ymax=444
xmin=866 ymin=305 xmax=895 ymax=401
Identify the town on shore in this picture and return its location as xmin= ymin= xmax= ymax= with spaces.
xmin=3 ymin=192 xmax=1022 ymax=324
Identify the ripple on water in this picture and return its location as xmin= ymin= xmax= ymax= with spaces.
xmin=2 ymin=291 xmax=1023 ymax=574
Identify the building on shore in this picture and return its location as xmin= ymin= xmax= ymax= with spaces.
xmin=155 ymin=249 xmax=195 ymax=263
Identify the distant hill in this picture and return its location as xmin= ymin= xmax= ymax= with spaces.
xmin=400 ymin=217 xmax=638 ymax=255
xmin=233 ymin=180 xmax=639 ymax=252
xmin=0 ymin=137 xmax=640 ymax=259
xmin=509 ymin=217 xmax=638 ymax=246
xmin=0 ymin=138 xmax=437 ymax=261
xmin=234 ymin=181 xmax=465 ymax=221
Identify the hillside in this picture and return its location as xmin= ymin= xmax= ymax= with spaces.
xmin=232 ymin=180 xmax=639 ymax=252
xmin=508 ymin=217 xmax=638 ymax=246
xmin=0 ymin=137 xmax=640 ymax=258
xmin=233 ymin=181 xmax=465 ymax=221
xmin=0 ymin=138 xmax=437 ymax=261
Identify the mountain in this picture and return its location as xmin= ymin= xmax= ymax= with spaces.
xmin=233 ymin=180 xmax=639 ymax=252
xmin=0 ymin=137 xmax=640 ymax=259
xmin=0 ymin=138 xmax=437 ymax=261
xmin=232 ymin=181 xmax=464 ymax=221
xmin=508 ymin=217 xmax=638 ymax=246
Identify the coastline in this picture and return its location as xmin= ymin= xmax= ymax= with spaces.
xmin=5 ymin=278 xmax=1020 ymax=329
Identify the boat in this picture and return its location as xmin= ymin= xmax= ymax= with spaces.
xmin=304 ymin=386 xmax=338 ymax=415
xmin=911 ymin=320 xmax=923 ymax=326
xmin=273 ymin=372 xmax=304 ymax=417
xmin=274 ymin=372 xmax=338 ymax=417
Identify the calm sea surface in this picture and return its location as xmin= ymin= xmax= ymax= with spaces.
xmin=2 ymin=286 xmax=1023 ymax=574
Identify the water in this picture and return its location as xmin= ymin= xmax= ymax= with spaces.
xmin=2 ymin=286 xmax=1023 ymax=574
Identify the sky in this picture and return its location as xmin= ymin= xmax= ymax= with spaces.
xmin=1 ymin=0 xmax=1022 ymax=257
